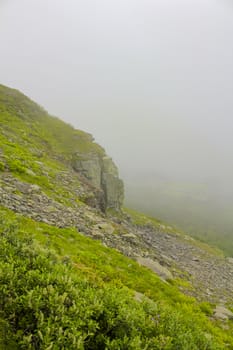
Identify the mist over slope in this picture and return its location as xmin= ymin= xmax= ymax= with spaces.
xmin=1 ymin=84 xmax=233 ymax=348
xmin=125 ymin=170 xmax=233 ymax=256
xmin=1 ymin=0 xmax=233 ymax=259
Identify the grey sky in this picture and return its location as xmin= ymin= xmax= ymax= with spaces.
xmin=1 ymin=0 xmax=233 ymax=184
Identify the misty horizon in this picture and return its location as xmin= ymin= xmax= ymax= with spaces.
xmin=1 ymin=0 xmax=233 ymax=245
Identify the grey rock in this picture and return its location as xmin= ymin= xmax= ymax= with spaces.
xmin=73 ymin=155 xmax=102 ymax=188
xmin=25 ymin=168 xmax=36 ymax=177
xmin=72 ymin=153 xmax=124 ymax=211
xmin=214 ymin=306 xmax=233 ymax=320
xmin=94 ymin=222 xmax=115 ymax=235
xmin=102 ymin=173 xmax=124 ymax=210
xmin=137 ymin=257 xmax=173 ymax=281
xmin=30 ymin=184 xmax=40 ymax=193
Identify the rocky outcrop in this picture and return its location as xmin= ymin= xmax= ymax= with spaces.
xmin=72 ymin=153 xmax=124 ymax=211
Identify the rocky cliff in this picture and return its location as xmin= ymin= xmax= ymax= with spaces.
xmin=0 ymin=84 xmax=124 ymax=212
xmin=72 ymin=153 xmax=124 ymax=211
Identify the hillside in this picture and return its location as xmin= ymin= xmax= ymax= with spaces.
xmin=0 ymin=84 xmax=233 ymax=349
xmin=125 ymin=178 xmax=233 ymax=256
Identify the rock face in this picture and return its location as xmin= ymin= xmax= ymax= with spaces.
xmin=72 ymin=153 xmax=124 ymax=211
xmin=73 ymin=154 xmax=102 ymax=188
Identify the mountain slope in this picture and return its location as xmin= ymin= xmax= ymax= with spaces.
xmin=0 ymin=84 xmax=233 ymax=349
xmin=125 ymin=178 xmax=233 ymax=256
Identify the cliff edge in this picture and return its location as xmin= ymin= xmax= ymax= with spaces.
xmin=0 ymin=84 xmax=124 ymax=212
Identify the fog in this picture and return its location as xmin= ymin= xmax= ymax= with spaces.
xmin=1 ymin=0 xmax=233 ymax=251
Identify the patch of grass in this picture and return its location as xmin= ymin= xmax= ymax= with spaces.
xmin=0 ymin=161 xmax=5 ymax=171
xmin=0 ymin=85 xmax=105 ymax=164
xmin=0 ymin=207 xmax=233 ymax=349
xmin=0 ymin=85 xmax=108 ymax=208
xmin=124 ymin=207 xmax=162 ymax=227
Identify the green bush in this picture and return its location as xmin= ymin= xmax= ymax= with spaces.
xmin=0 ymin=218 xmax=225 ymax=349
xmin=8 ymin=158 xmax=26 ymax=174
xmin=199 ymin=302 xmax=214 ymax=316
xmin=0 ymin=161 xmax=4 ymax=171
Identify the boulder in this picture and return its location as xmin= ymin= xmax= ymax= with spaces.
xmin=214 ymin=305 xmax=233 ymax=320
xmin=137 ymin=257 xmax=173 ymax=281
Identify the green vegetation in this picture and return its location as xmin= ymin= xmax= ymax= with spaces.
xmin=124 ymin=207 xmax=162 ymax=228
xmin=0 ymin=161 xmax=4 ymax=171
xmin=1 ymin=210 xmax=233 ymax=349
xmin=1 ymin=84 xmax=233 ymax=348
xmin=0 ymin=84 xmax=104 ymax=189
xmin=0 ymin=84 xmax=104 ymax=161
xmin=0 ymin=85 xmax=100 ymax=207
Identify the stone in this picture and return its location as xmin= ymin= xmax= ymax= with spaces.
xmin=134 ymin=291 xmax=145 ymax=302
xmin=91 ymin=229 xmax=104 ymax=238
xmin=94 ymin=222 xmax=115 ymax=235
xmin=123 ymin=232 xmax=137 ymax=239
xmin=214 ymin=305 xmax=233 ymax=320
xmin=192 ymin=257 xmax=200 ymax=262
xmin=137 ymin=257 xmax=173 ymax=281
xmin=25 ymin=168 xmax=36 ymax=177
xmin=30 ymin=184 xmax=40 ymax=193
xmin=226 ymin=257 xmax=233 ymax=264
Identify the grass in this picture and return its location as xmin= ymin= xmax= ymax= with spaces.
xmin=0 ymin=207 xmax=233 ymax=349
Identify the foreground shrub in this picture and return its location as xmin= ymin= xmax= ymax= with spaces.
xmin=0 ymin=218 xmax=226 ymax=349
